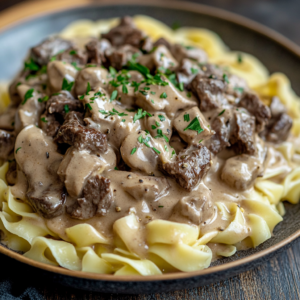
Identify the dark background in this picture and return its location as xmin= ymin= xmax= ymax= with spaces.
xmin=0 ymin=0 xmax=300 ymax=299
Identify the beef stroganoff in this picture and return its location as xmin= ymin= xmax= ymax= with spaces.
xmin=0 ymin=15 xmax=299 ymax=275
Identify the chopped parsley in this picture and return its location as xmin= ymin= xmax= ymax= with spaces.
xmin=86 ymin=64 xmax=97 ymax=68
xmin=155 ymin=121 xmax=160 ymax=127
xmin=218 ymin=109 xmax=225 ymax=116
xmin=94 ymin=91 xmax=103 ymax=96
xmin=40 ymin=117 xmax=48 ymax=123
xmin=158 ymin=205 xmax=164 ymax=208
xmin=131 ymin=81 xmax=141 ymax=92
xmin=234 ymin=87 xmax=244 ymax=93
xmin=122 ymin=84 xmax=128 ymax=94
xmin=184 ymin=113 xmax=190 ymax=122
xmin=86 ymin=82 xmax=91 ymax=95
xmin=191 ymin=67 xmax=198 ymax=74
xmin=237 ymin=53 xmax=243 ymax=64
xmin=15 ymin=147 xmax=21 ymax=154
xmin=78 ymin=95 xmax=85 ymax=100
xmin=158 ymin=114 xmax=165 ymax=122
xmin=133 ymin=108 xmax=151 ymax=123
xmin=184 ymin=117 xmax=203 ymax=134
xmin=121 ymin=119 xmax=126 ymax=122
xmin=139 ymin=90 xmax=148 ymax=96
xmin=114 ymin=166 xmax=119 ymax=170
xmin=85 ymin=103 xmax=92 ymax=111
xmin=151 ymin=125 xmax=156 ymax=130
xmin=223 ymin=74 xmax=229 ymax=84
xmin=127 ymin=61 xmax=150 ymax=77
xmin=24 ymin=59 xmax=39 ymax=71
xmin=164 ymin=145 xmax=168 ymax=152
xmin=151 ymin=99 xmax=154 ymax=103
xmin=186 ymin=92 xmax=192 ymax=98
xmin=171 ymin=149 xmax=176 ymax=158
xmin=137 ymin=135 xmax=151 ymax=148
xmin=64 ymin=105 xmax=70 ymax=113
xmin=69 ymin=50 xmax=77 ymax=55
xmin=71 ymin=62 xmax=82 ymax=71
xmin=109 ymin=66 xmax=117 ymax=77
xmin=152 ymin=147 xmax=161 ymax=154
xmin=171 ymin=21 xmax=181 ymax=30
xmin=150 ymin=91 xmax=156 ymax=95
xmin=199 ymin=139 xmax=203 ymax=143
xmin=22 ymin=88 xmax=34 ymax=105
xmin=160 ymin=92 xmax=167 ymax=99
xmin=38 ymin=95 xmax=49 ymax=103
xmin=178 ymin=82 xmax=184 ymax=92
xmin=131 ymin=147 xmax=137 ymax=155
xmin=110 ymin=90 xmax=118 ymax=102
xmin=155 ymin=129 xmax=169 ymax=143
xmin=62 ymin=78 xmax=74 ymax=91
xmin=99 ymin=108 xmax=128 ymax=118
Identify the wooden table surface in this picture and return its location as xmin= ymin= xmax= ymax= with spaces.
xmin=1 ymin=0 xmax=300 ymax=299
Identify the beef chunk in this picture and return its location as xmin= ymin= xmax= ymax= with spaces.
xmin=170 ymin=191 xmax=214 ymax=225
xmin=27 ymin=183 xmax=66 ymax=218
xmin=85 ymin=38 xmax=111 ymax=64
xmin=56 ymin=47 xmax=88 ymax=66
xmin=190 ymin=74 xmax=227 ymax=112
xmin=40 ymin=114 xmax=61 ymax=137
xmin=102 ymin=16 xmax=146 ymax=48
xmin=208 ymin=109 xmax=233 ymax=154
xmin=55 ymin=118 xmax=107 ymax=154
xmin=67 ymin=175 xmax=112 ymax=219
xmin=230 ymin=111 xmax=256 ymax=155
xmin=0 ymin=130 xmax=15 ymax=160
xmin=31 ymin=37 xmax=73 ymax=65
xmin=46 ymin=91 xmax=83 ymax=115
xmin=162 ymin=145 xmax=211 ymax=191
xmin=105 ymin=45 xmax=141 ymax=70
xmin=259 ymin=97 xmax=292 ymax=143
xmin=238 ymin=92 xmax=271 ymax=132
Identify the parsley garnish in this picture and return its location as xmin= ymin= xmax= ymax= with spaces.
xmin=155 ymin=129 xmax=169 ymax=143
xmin=186 ymin=92 xmax=192 ymax=98
xmin=64 ymin=105 xmax=70 ymax=113
xmin=86 ymin=64 xmax=97 ymax=68
xmin=85 ymin=103 xmax=92 ymax=111
xmin=131 ymin=147 xmax=137 ymax=155
xmin=151 ymin=125 xmax=156 ymax=130
xmin=234 ymin=87 xmax=244 ymax=93
xmin=199 ymin=139 xmax=203 ymax=143
xmin=191 ymin=67 xmax=198 ymax=74
xmin=109 ymin=66 xmax=117 ymax=77
xmin=78 ymin=95 xmax=84 ymax=100
xmin=184 ymin=117 xmax=203 ymax=134
xmin=15 ymin=147 xmax=21 ymax=154
xmin=150 ymin=91 xmax=156 ymax=95
xmin=71 ymin=62 xmax=82 ymax=71
xmin=114 ymin=166 xmax=119 ymax=170
xmin=133 ymin=108 xmax=151 ymax=123
xmin=121 ymin=119 xmax=126 ymax=122
xmin=184 ymin=114 xmax=190 ymax=122
xmin=40 ymin=117 xmax=48 ymax=123
xmin=69 ymin=50 xmax=77 ymax=55
xmin=178 ymin=82 xmax=184 ymax=92
xmin=237 ymin=53 xmax=243 ymax=64
xmin=127 ymin=61 xmax=150 ymax=77
xmin=153 ymin=147 xmax=161 ymax=154
xmin=122 ymin=84 xmax=128 ymax=94
xmin=223 ymin=74 xmax=229 ymax=84
xmin=86 ymin=82 xmax=91 ymax=95
xmin=164 ymin=145 xmax=168 ymax=152
xmin=160 ymin=92 xmax=167 ymax=99
xmin=158 ymin=115 xmax=165 ymax=122
xmin=62 ymin=78 xmax=74 ymax=91
xmin=110 ymin=90 xmax=118 ymax=102
xmin=38 ymin=95 xmax=49 ymax=103
xmin=139 ymin=90 xmax=148 ymax=96
xmin=22 ymin=88 xmax=34 ymax=105
xmin=24 ymin=59 xmax=39 ymax=71
xmin=171 ymin=21 xmax=181 ymax=30
xmin=218 ymin=109 xmax=225 ymax=116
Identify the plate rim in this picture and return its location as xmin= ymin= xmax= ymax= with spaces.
xmin=0 ymin=0 xmax=300 ymax=282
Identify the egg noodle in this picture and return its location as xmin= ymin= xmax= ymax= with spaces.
xmin=0 ymin=15 xmax=299 ymax=276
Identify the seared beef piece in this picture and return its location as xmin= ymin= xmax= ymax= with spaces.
xmin=238 ymin=92 xmax=271 ymax=132
xmin=162 ymin=144 xmax=211 ymax=191
xmin=27 ymin=183 xmax=66 ymax=218
xmin=230 ymin=110 xmax=256 ymax=155
xmin=46 ymin=91 xmax=83 ymax=115
xmin=190 ymin=74 xmax=227 ymax=111
xmin=0 ymin=130 xmax=15 ymax=160
xmin=171 ymin=44 xmax=207 ymax=64
xmin=64 ymin=111 xmax=84 ymax=123
xmin=208 ymin=109 xmax=233 ymax=154
xmin=102 ymin=16 xmax=144 ymax=48
xmin=31 ymin=37 xmax=73 ymax=65
xmin=55 ymin=118 xmax=107 ymax=154
xmin=56 ymin=47 xmax=88 ymax=66
xmin=170 ymin=192 xmax=214 ymax=225
xmin=85 ymin=38 xmax=111 ymax=64
xmin=260 ymin=97 xmax=293 ymax=143
xmin=40 ymin=114 xmax=61 ymax=137
xmin=105 ymin=45 xmax=141 ymax=70
xmin=6 ymin=160 xmax=17 ymax=185
xmin=153 ymin=37 xmax=172 ymax=50
xmin=67 ymin=175 xmax=112 ymax=219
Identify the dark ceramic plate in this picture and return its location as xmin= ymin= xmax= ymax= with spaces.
xmin=0 ymin=0 xmax=300 ymax=294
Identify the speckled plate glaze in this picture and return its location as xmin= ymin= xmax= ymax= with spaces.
xmin=0 ymin=0 xmax=300 ymax=294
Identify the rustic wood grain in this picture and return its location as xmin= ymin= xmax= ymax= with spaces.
xmin=0 ymin=0 xmax=300 ymax=299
